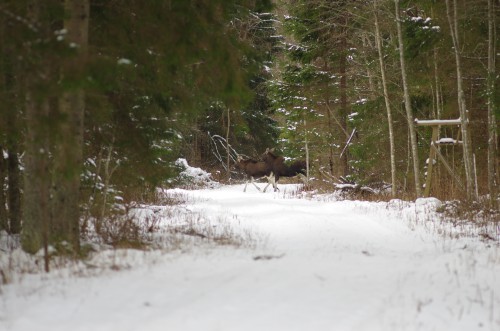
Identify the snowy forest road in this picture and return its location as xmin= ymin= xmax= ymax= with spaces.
xmin=169 ymin=185 xmax=499 ymax=331
xmin=1 ymin=184 xmax=499 ymax=331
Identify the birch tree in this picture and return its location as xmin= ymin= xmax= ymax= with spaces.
xmin=395 ymin=0 xmax=422 ymax=197
xmin=374 ymin=0 xmax=396 ymax=197
xmin=444 ymin=0 xmax=477 ymax=200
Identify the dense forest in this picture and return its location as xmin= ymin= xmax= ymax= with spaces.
xmin=0 ymin=0 xmax=498 ymax=256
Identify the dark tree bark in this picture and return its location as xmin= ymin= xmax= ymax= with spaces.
xmin=7 ymin=148 xmax=21 ymax=234
xmin=0 ymin=4 xmax=22 ymax=234
xmin=51 ymin=0 xmax=89 ymax=254
xmin=21 ymin=0 xmax=55 ymax=255
xmin=487 ymin=0 xmax=498 ymax=207
xmin=22 ymin=95 xmax=51 ymax=254
xmin=0 ymin=149 xmax=7 ymax=232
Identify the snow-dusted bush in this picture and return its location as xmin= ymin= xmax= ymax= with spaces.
xmin=173 ymin=158 xmax=220 ymax=189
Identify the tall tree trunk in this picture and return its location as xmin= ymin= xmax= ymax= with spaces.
xmin=374 ymin=1 xmax=396 ymax=197
xmin=433 ymin=47 xmax=444 ymax=191
xmin=445 ymin=0 xmax=476 ymax=200
xmin=5 ymin=60 xmax=22 ymax=235
xmin=21 ymin=1 xmax=53 ymax=255
xmin=7 ymin=148 xmax=21 ymax=234
xmin=51 ymin=0 xmax=89 ymax=254
xmin=304 ymin=118 xmax=310 ymax=181
xmin=0 ymin=0 xmax=8 ymax=233
xmin=22 ymin=94 xmax=51 ymax=254
xmin=487 ymin=0 xmax=498 ymax=207
xmin=226 ymin=108 xmax=231 ymax=181
xmin=339 ymin=17 xmax=349 ymax=177
xmin=395 ymin=0 xmax=422 ymax=197
xmin=433 ymin=50 xmax=443 ymax=121
xmin=1 ymin=10 xmax=22 ymax=235
xmin=325 ymin=98 xmax=335 ymax=175
xmin=0 ymin=149 xmax=7 ymax=232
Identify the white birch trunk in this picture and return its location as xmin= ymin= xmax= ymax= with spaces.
xmin=374 ymin=0 xmax=396 ymax=197
xmin=226 ymin=108 xmax=231 ymax=181
xmin=395 ymin=0 xmax=422 ymax=197
xmin=445 ymin=0 xmax=476 ymax=200
xmin=304 ymin=118 xmax=310 ymax=181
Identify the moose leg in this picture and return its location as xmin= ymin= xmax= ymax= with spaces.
xmin=272 ymin=175 xmax=279 ymax=192
xmin=262 ymin=180 xmax=270 ymax=193
xmin=250 ymin=176 xmax=262 ymax=192
xmin=269 ymin=174 xmax=279 ymax=192
xmin=243 ymin=177 xmax=259 ymax=192
xmin=263 ymin=172 xmax=277 ymax=192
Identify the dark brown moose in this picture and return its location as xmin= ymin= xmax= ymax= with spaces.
xmin=236 ymin=155 xmax=276 ymax=192
xmin=261 ymin=148 xmax=307 ymax=191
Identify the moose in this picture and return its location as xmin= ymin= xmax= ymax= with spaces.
xmin=236 ymin=149 xmax=307 ymax=192
xmin=261 ymin=148 xmax=307 ymax=191
xmin=236 ymin=155 xmax=277 ymax=192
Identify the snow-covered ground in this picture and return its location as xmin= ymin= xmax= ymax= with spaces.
xmin=1 ymin=184 xmax=499 ymax=331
